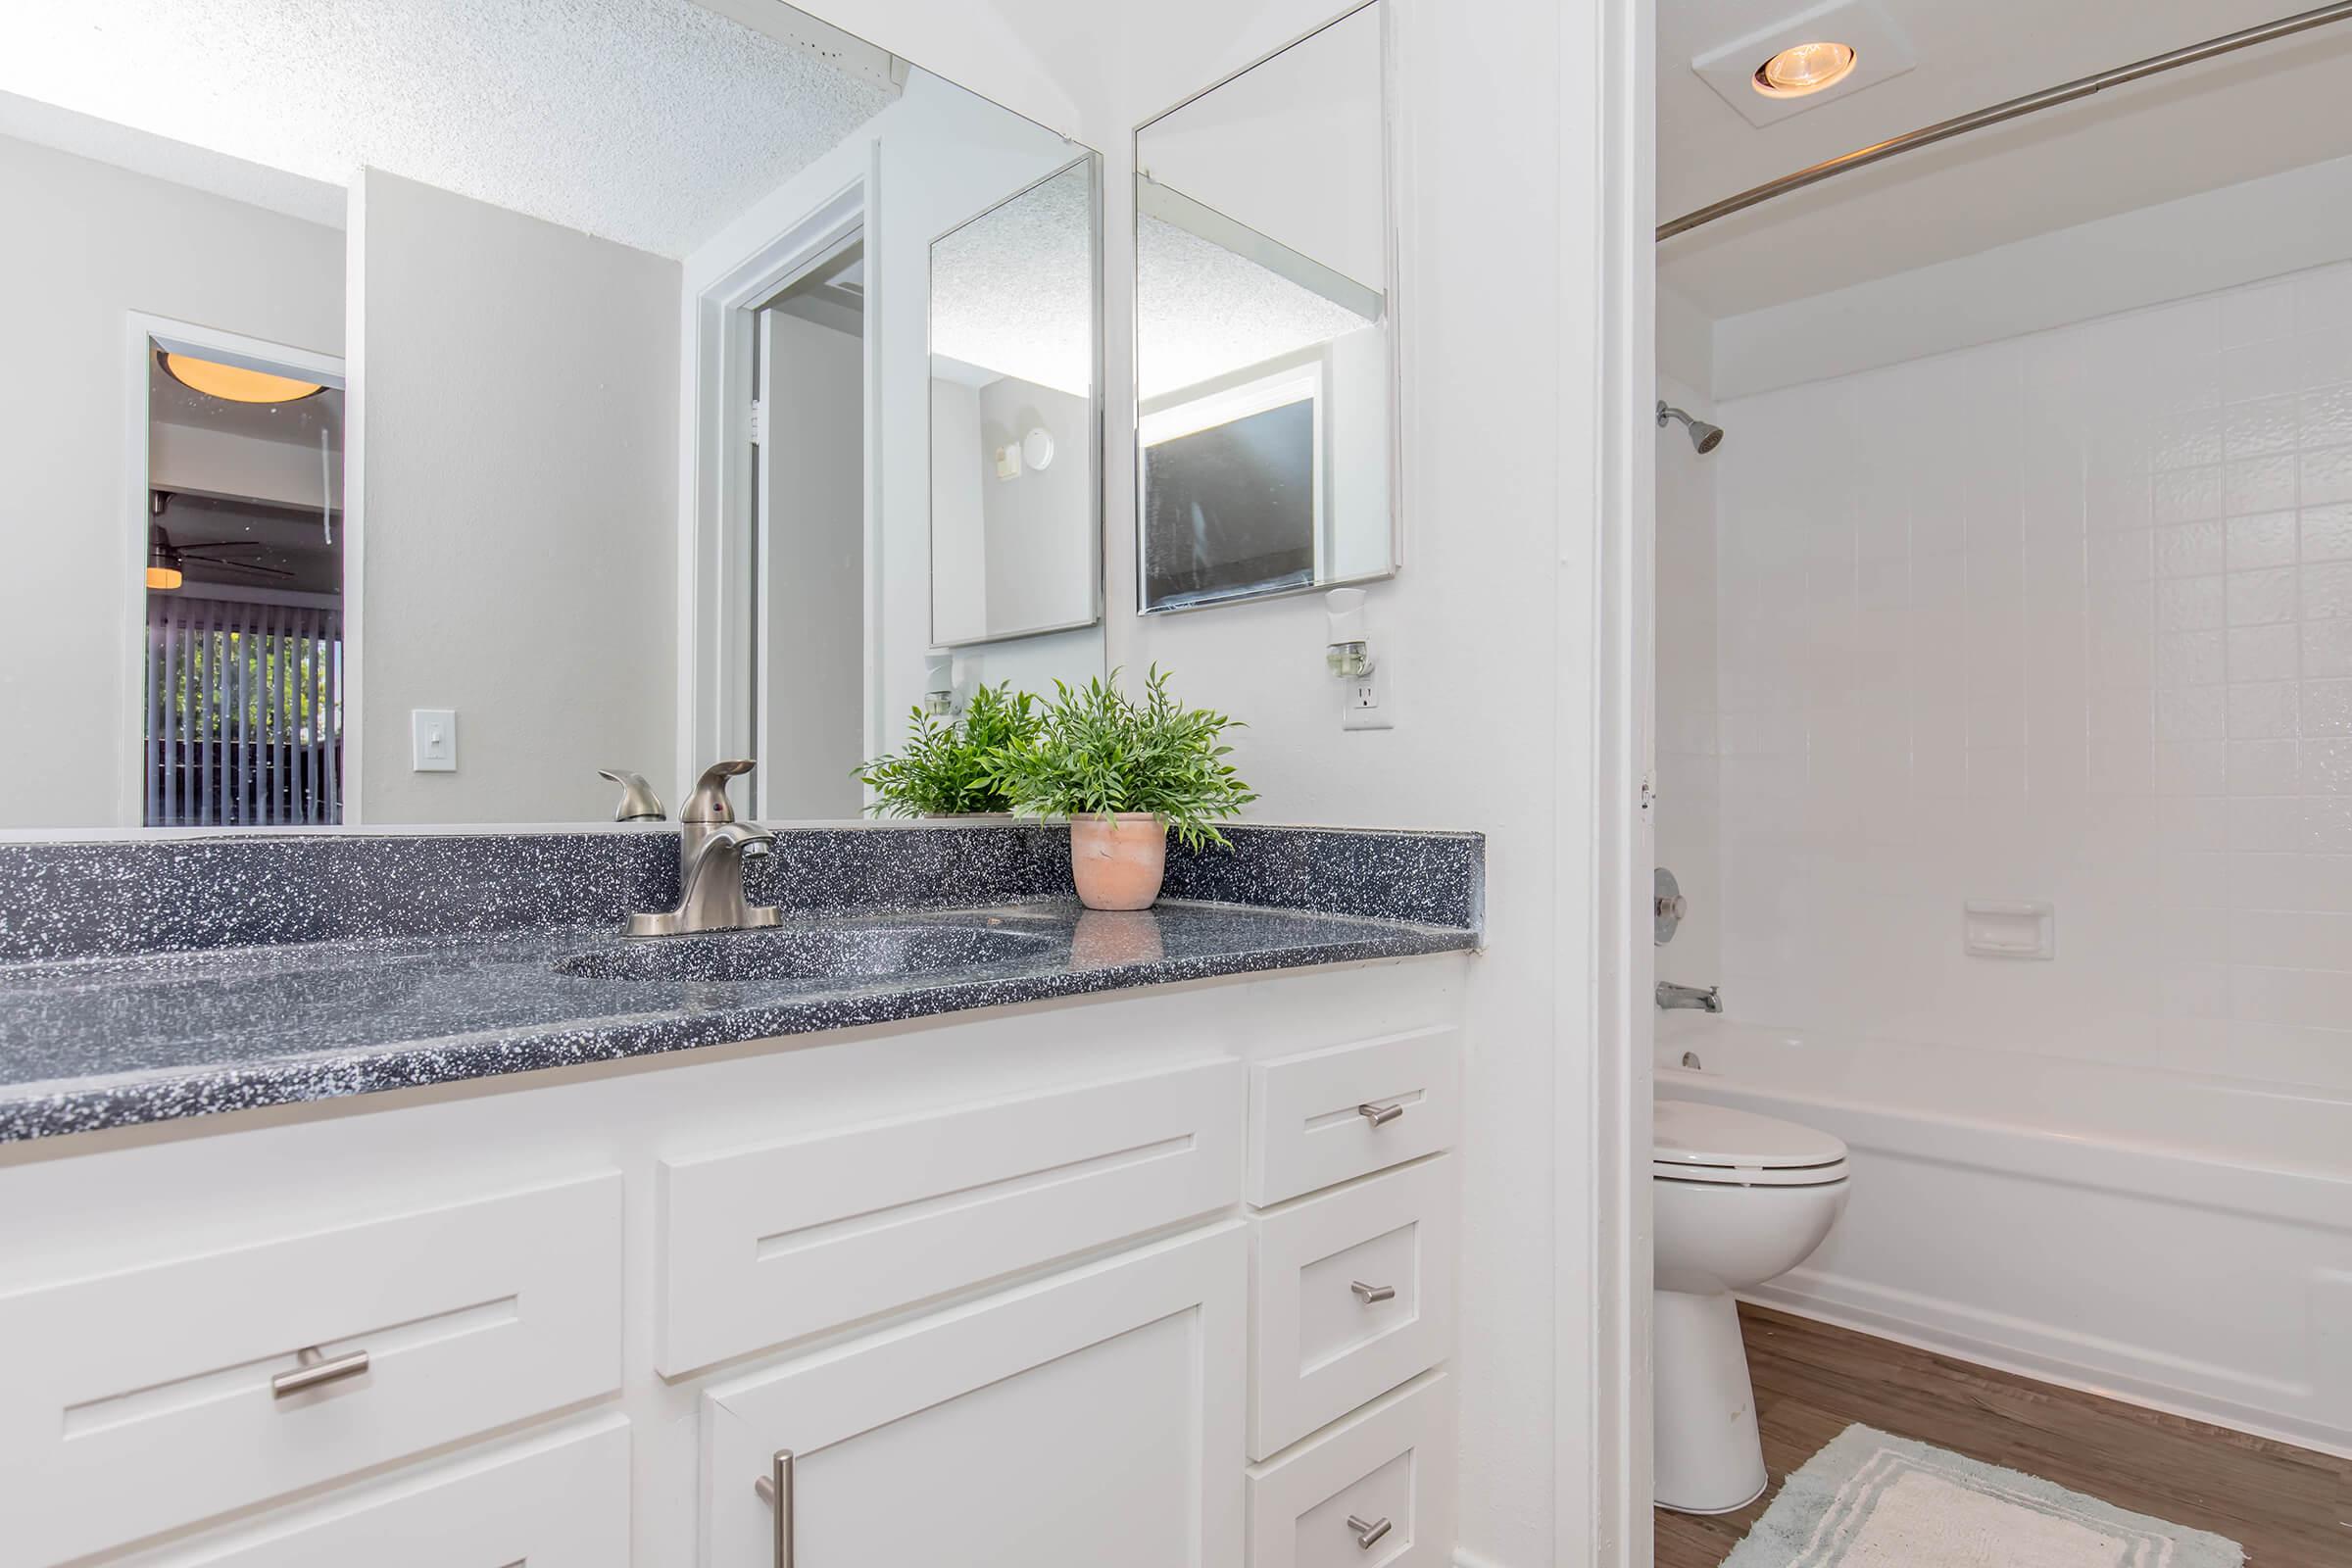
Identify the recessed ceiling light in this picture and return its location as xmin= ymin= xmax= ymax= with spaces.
xmin=1753 ymin=41 xmax=1859 ymax=98
xmin=160 ymin=352 xmax=324 ymax=405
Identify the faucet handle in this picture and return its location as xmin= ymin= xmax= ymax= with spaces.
xmin=682 ymin=760 xmax=756 ymax=824
xmin=598 ymin=768 xmax=665 ymax=822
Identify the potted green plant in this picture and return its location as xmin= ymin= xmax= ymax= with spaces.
xmin=855 ymin=682 xmax=1042 ymax=818
xmin=989 ymin=666 xmax=1256 ymax=909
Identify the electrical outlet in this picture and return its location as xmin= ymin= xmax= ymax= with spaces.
xmin=1342 ymin=665 xmax=1393 ymax=730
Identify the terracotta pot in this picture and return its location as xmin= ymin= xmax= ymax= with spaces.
xmin=1068 ymin=812 xmax=1167 ymax=910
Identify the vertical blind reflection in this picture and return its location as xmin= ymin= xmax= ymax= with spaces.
xmin=143 ymin=598 xmax=342 ymax=827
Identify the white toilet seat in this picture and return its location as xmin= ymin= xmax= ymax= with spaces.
xmin=1654 ymin=1100 xmax=1847 ymax=1187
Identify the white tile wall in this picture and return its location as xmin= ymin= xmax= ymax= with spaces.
xmin=1656 ymin=374 xmax=1720 ymax=988
xmin=1702 ymin=262 xmax=2352 ymax=1090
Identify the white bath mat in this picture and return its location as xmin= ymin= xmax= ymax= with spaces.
xmin=1720 ymin=1424 xmax=2244 ymax=1568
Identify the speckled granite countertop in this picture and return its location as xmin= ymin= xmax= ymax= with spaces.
xmin=0 ymin=898 xmax=1475 ymax=1142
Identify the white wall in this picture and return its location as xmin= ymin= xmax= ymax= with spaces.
xmin=0 ymin=132 xmax=343 ymax=829
xmin=1706 ymin=258 xmax=2352 ymax=1093
xmin=928 ymin=379 xmax=990 ymax=644
xmin=1654 ymin=280 xmax=1712 ymax=402
xmin=1653 ymin=371 xmax=1720 ymax=989
xmin=352 ymin=170 xmax=677 ymax=823
xmin=1714 ymin=151 xmax=2352 ymax=403
xmin=762 ymin=312 xmax=866 ymax=818
xmin=978 ymin=376 xmax=1094 ymax=635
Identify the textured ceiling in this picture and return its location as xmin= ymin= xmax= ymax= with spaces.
xmin=1659 ymin=0 xmax=2352 ymax=318
xmin=0 ymin=0 xmax=893 ymax=258
xmin=1136 ymin=213 xmax=1374 ymax=401
xmin=924 ymin=161 xmax=1374 ymax=405
xmin=929 ymin=161 xmax=1096 ymax=397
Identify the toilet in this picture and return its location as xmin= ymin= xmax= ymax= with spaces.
xmin=1652 ymin=1099 xmax=1850 ymax=1514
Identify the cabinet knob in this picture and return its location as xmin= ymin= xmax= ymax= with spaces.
xmin=1350 ymin=1279 xmax=1397 ymax=1304
xmin=1347 ymin=1513 xmax=1394 ymax=1549
xmin=753 ymin=1448 xmax=795 ymax=1566
xmin=1356 ymin=1100 xmax=1405 ymax=1127
xmin=270 ymin=1345 xmax=369 ymax=1398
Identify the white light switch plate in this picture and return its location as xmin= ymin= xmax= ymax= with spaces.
xmin=412 ymin=709 xmax=459 ymax=772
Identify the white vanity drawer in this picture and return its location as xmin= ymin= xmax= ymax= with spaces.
xmin=1248 ymin=1157 xmax=1456 ymax=1460
xmin=657 ymin=1058 xmax=1243 ymax=1373
xmin=119 ymin=1415 xmax=630 ymax=1567
xmin=1248 ymin=1026 xmax=1458 ymax=1206
xmin=1247 ymin=1373 xmax=1455 ymax=1568
xmin=0 ymin=1172 xmax=621 ymax=1567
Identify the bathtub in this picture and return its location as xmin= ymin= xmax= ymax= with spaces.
xmin=1654 ymin=1013 xmax=2352 ymax=1458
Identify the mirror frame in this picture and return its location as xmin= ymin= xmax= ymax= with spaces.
xmin=925 ymin=151 xmax=1107 ymax=650
xmin=1129 ymin=0 xmax=1401 ymax=617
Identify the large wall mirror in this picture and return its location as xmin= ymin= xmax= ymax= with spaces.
xmin=0 ymin=0 xmax=1103 ymax=835
xmin=1133 ymin=0 xmax=1396 ymax=614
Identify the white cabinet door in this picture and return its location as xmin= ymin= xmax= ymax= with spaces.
xmin=702 ymin=1224 xmax=1246 ymax=1568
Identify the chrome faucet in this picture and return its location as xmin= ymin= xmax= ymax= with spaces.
xmin=626 ymin=760 xmax=783 ymax=938
xmin=1656 ymin=981 xmax=1722 ymax=1013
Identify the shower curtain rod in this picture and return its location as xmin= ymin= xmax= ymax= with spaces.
xmin=1657 ymin=2 xmax=2352 ymax=241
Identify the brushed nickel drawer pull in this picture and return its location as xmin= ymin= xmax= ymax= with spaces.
xmin=270 ymin=1346 xmax=369 ymax=1398
xmin=1357 ymin=1101 xmax=1405 ymax=1127
xmin=1347 ymin=1513 xmax=1393 ymax=1549
xmin=1350 ymin=1280 xmax=1397 ymax=1304
xmin=754 ymin=1448 xmax=795 ymax=1566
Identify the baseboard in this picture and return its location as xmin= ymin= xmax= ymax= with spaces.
xmin=1741 ymin=1281 xmax=2352 ymax=1462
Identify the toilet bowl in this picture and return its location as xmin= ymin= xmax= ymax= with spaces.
xmin=1653 ymin=1099 xmax=1849 ymax=1514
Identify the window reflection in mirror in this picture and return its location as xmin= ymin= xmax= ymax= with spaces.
xmin=143 ymin=339 xmax=347 ymax=827
xmin=1134 ymin=0 xmax=1395 ymax=614
xmin=0 ymin=0 xmax=1104 ymax=834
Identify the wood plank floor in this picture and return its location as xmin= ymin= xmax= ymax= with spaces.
xmin=1655 ymin=1304 xmax=2352 ymax=1568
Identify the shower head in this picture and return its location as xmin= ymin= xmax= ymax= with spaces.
xmin=1656 ymin=401 xmax=1723 ymax=455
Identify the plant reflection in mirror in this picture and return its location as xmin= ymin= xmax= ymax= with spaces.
xmin=855 ymin=683 xmax=1044 ymax=817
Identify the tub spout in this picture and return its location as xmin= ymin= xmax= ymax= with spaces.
xmin=1657 ymin=981 xmax=1722 ymax=1013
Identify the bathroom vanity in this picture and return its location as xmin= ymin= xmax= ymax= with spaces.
xmin=0 ymin=823 xmax=1477 ymax=1567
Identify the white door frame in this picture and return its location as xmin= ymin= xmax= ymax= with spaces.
xmin=1560 ymin=0 xmax=1655 ymax=1562
xmin=677 ymin=170 xmax=875 ymax=818
xmin=122 ymin=313 xmax=348 ymax=830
